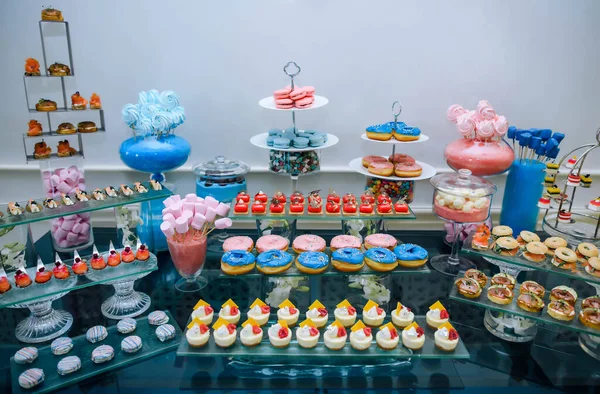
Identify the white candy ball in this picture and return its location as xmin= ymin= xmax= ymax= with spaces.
xmin=462 ymin=202 xmax=474 ymax=212
xmin=474 ymin=198 xmax=487 ymax=209
xmin=438 ymin=199 xmax=446 ymax=207
xmin=445 ymin=195 xmax=456 ymax=204
xmin=452 ymin=199 xmax=464 ymax=209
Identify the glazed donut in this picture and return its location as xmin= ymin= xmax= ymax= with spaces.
xmin=362 ymin=155 xmax=388 ymax=168
xmin=220 ymin=250 xmax=256 ymax=275
xmin=364 ymin=234 xmax=398 ymax=250
xmin=544 ymin=237 xmax=567 ymax=255
xmin=552 ymin=247 xmax=577 ymax=269
xmin=393 ymin=243 xmax=428 ymax=268
xmin=388 ymin=154 xmax=415 ymax=165
xmin=368 ymin=161 xmax=394 ymax=177
xmin=394 ymin=162 xmax=422 ymax=178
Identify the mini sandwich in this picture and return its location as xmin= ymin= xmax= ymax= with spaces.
xmin=550 ymin=285 xmax=577 ymax=306
xmin=491 ymin=273 xmax=516 ymax=290
xmin=517 ymin=292 xmax=544 ymax=313
xmin=519 ymin=280 xmax=545 ymax=298
xmin=576 ymin=242 xmax=599 ymax=264
xmin=77 ymin=121 xmax=97 ymax=133
xmin=57 ymin=122 xmax=76 ymax=135
xmin=585 ymin=257 xmax=600 ymax=278
xmin=522 ymin=242 xmax=548 ymax=263
xmin=491 ymin=225 xmax=512 ymax=241
xmin=454 ymin=277 xmax=482 ymax=299
xmin=547 ymin=300 xmax=575 ymax=322
xmin=551 ymin=247 xmax=577 ymax=270
xmin=487 ymin=285 xmax=513 ymax=305
xmin=492 ymin=237 xmax=519 ymax=257
xmin=516 ymin=230 xmax=540 ymax=246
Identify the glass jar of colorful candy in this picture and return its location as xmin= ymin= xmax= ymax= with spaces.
xmin=365 ymin=178 xmax=414 ymax=203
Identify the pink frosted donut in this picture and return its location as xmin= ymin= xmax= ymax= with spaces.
xmin=364 ymin=234 xmax=398 ymax=250
xmin=292 ymin=234 xmax=326 ymax=253
xmin=368 ymin=161 xmax=394 ymax=176
xmin=330 ymin=235 xmax=361 ymax=251
xmin=256 ymin=235 xmax=289 ymax=253
xmin=222 ymin=236 xmax=254 ymax=252
xmin=388 ymin=154 xmax=415 ymax=165
xmin=362 ymin=155 xmax=388 ymax=168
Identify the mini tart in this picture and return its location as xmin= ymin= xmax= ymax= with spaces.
xmin=487 ymin=285 xmax=514 ymax=305
xmin=240 ymin=324 xmax=263 ymax=347
xmin=214 ymin=325 xmax=237 ymax=348
xmin=579 ymin=308 xmax=600 ymax=330
xmin=324 ymin=325 xmax=347 ymax=350
xmin=305 ymin=308 xmax=328 ymax=328
xmin=577 ymin=242 xmax=599 ymax=263
xmin=333 ymin=306 xmax=357 ymax=327
xmin=519 ymin=281 xmax=545 ymax=298
xmin=349 ymin=328 xmax=373 ymax=351
xmin=296 ymin=325 xmax=320 ymax=348
xmin=552 ymin=247 xmax=578 ymax=270
xmin=583 ymin=295 xmax=600 ymax=309
xmin=517 ymin=292 xmax=545 ymax=313
xmin=186 ymin=325 xmax=210 ymax=347
xmin=268 ymin=324 xmax=292 ymax=348
xmin=426 ymin=309 xmax=449 ymax=328
xmin=363 ymin=306 xmax=386 ymax=326
xmin=192 ymin=307 xmax=214 ymax=325
xmin=491 ymin=273 xmax=516 ymax=290
xmin=491 ymin=225 xmax=513 ymax=240
xmin=277 ymin=307 xmax=300 ymax=326
xmin=402 ymin=326 xmax=425 ymax=350
xmin=547 ymin=300 xmax=575 ymax=321
xmin=434 ymin=327 xmax=459 ymax=352
xmin=391 ymin=306 xmax=414 ymax=328
xmin=550 ymin=285 xmax=577 ymax=305
xmin=376 ymin=326 xmax=399 ymax=350
xmin=455 ymin=277 xmax=482 ymax=298
xmin=464 ymin=269 xmax=487 ymax=288
xmin=218 ymin=307 xmax=240 ymax=324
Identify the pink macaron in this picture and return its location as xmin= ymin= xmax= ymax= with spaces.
xmin=303 ymin=86 xmax=315 ymax=96
xmin=273 ymin=87 xmax=292 ymax=99
xmin=275 ymin=98 xmax=293 ymax=105
xmin=294 ymin=96 xmax=314 ymax=108
xmin=276 ymin=103 xmax=294 ymax=109
xmin=289 ymin=88 xmax=307 ymax=100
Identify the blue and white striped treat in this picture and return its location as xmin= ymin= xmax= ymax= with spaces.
xmin=18 ymin=368 xmax=44 ymax=389
xmin=121 ymin=335 xmax=143 ymax=353
xmin=14 ymin=347 xmax=38 ymax=364
xmin=57 ymin=356 xmax=81 ymax=375
xmin=51 ymin=337 xmax=73 ymax=355
xmin=148 ymin=311 xmax=169 ymax=326
xmin=86 ymin=325 xmax=108 ymax=343
xmin=155 ymin=324 xmax=176 ymax=342
xmin=117 ymin=318 xmax=137 ymax=334
xmin=91 ymin=345 xmax=114 ymax=364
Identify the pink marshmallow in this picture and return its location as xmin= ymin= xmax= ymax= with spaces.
xmin=182 ymin=210 xmax=194 ymax=224
xmin=175 ymin=217 xmax=188 ymax=234
xmin=194 ymin=203 xmax=207 ymax=215
xmin=66 ymin=232 xmax=78 ymax=242
xmin=54 ymin=227 xmax=68 ymax=240
xmin=162 ymin=197 xmax=175 ymax=208
xmin=160 ymin=222 xmax=175 ymax=238
xmin=77 ymin=235 xmax=89 ymax=243
xmin=216 ymin=203 xmax=230 ymax=217
xmin=67 ymin=165 xmax=79 ymax=173
xmin=171 ymin=195 xmax=181 ymax=202
xmin=42 ymin=171 xmax=51 ymax=179
xmin=196 ymin=197 xmax=204 ymax=204
xmin=171 ymin=201 xmax=183 ymax=218
xmin=163 ymin=213 xmax=176 ymax=227
xmin=60 ymin=220 xmax=75 ymax=232
xmin=50 ymin=174 xmax=60 ymax=186
xmin=80 ymin=223 xmax=90 ymax=234
xmin=191 ymin=213 xmax=206 ymax=230
xmin=58 ymin=240 xmax=69 ymax=248
xmin=185 ymin=193 xmax=197 ymax=202
xmin=204 ymin=207 xmax=217 ymax=222
xmin=162 ymin=208 xmax=170 ymax=216
xmin=66 ymin=172 xmax=79 ymax=185
xmin=57 ymin=181 xmax=71 ymax=194
xmin=204 ymin=196 xmax=219 ymax=209
xmin=183 ymin=202 xmax=195 ymax=212
xmin=59 ymin=169 xmax=69 ymax=179
xmin=43 ymin=179 xmax=51 ymax=191
xmin=214 ymin=218 xmax=233 ymax=229
xmin=72 ymin=223 xmax=82 ymax=233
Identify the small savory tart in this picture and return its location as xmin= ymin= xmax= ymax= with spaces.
xmin=583 ymin=295 xmax=600 ymax=309
xmin=550 ymin=285 xmax=577 ymax=305
xmin=522 ymin=242 xmax=548 ymax=263
xmin=519 ymin=280 xmax=545 ymax=298
xmin=491 ymin=273 xmax=516 ymax=290
xmin=464 ymin=269 xmax=487 ymax=289
xmin=492 ymin=237 xmax=520 ymax=256
xmin=579 ymin=308 xmax=600 ymax=330
xmin=547 ymin=300 xmax=575 ymax=321
xmin=455 ymin=277 xmax=482 ymax=299
xmin=517 ymin=292 xmax=545 ymax=313
xmin=487 ymin=285 xmax=513 ymax=305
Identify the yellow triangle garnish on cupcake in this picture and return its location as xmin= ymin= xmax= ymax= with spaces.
xmin=278 ymin=299 xmax=296 ymax=309
xmin=278 ymin=319 xmax=288 ymax=328
xmin=329 ymin=320 xmax=344 ymax=329
xmin=396 ymin=301 xmax=404 ymax=311
xmin=242 ymin=317 xmax=259 ymax=328
xmin=222 ymin=298 xmax=238 ymax=308
xmin=351 ymin=320 xmax=366 ymax=332
xmin=337 ymin=299 xmax=352 ymax=309
xmin=364 ymin=300 xmax=379 ymax=311
xmin=309 ymin=300 xmax=325 ymax=310
xmin=187 ymin=317 xmax=204 ymax=330
xmin=299 ymin=318 xmax=316 ymax=328
xmin=212 ymin=317 xmax=229 ymax=330
xmin=404 ymin=322 xmax=420 ymax=331
xmin=249 ymin=298 xmax=266 ymax=309
xmin=429 ymin=300 xmax=445 ymax=311
xmin=379 ymin=322 xmax=396 ymax=331
xmin=193 ymin=299 xmax=210 ymax=310
xmin=438 ymin=322 xmax=455 ymax=331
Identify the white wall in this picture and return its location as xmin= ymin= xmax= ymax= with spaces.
xmin=1 ymin=0 xmax=600 ymax=230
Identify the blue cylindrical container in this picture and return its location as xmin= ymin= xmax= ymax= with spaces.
xmin=499 ymin=160 xmax=546 ymax=234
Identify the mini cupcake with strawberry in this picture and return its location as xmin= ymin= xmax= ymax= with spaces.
xmin=247 ymin=298 xmax=270 ymax=326
xmin=376 ymin=322 xmax=399 ymax=350
xmin=362 ymin=300 xmax=385 ymax=327
xmin=192 ymin=299 xmax=214 ymax=325
xmin=296 ymin=318 xmax=320 ymax=348
xmin=426 ymin=301 xmax=449 ymax=328
xmin=240 ymin=317 xmax=263 ymax=347
xmin=213 ymin=317 xmax=237 ymax=348
xmin=305 ymin=300 xmax=328 ymax=328
xmin=402 ymin=322 xmax=425 ymax=350
xmin=186 ymin=318 xmax=210 ymax=347
xmin=324 ymin=320 xmax=347 ymax=350
xmin=334 ymin=299 xmax=357 ymax=327
xmin=218 ymin=299 xmax=240 ymax=324
xmin=268 ymin=320 xmax=292 ymax=348
xmin=434 ymin=322 xmax=459 ymax=352
xmin=277 ymin=299 xmax=299 ymax=326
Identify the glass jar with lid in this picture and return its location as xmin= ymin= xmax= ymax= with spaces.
xmin=192 ymin=156 xmax=251 ymax=203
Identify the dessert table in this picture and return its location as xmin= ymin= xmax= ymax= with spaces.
xmin=0 ymin=228 xmax=599 ymax=393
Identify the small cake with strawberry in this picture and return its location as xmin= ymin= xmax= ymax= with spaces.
xmin=426 ymin=300 xmax=449 ymax=328
xmin=376 ymin=322 xmax=399 ymax=350
xmin=34 ymin=259 xmax=52 ymax=284
xmin=136 ymin=239 xmax=150 ymax=261
xmin=402 ymin=322 xmax=425 ymax=350
xmin=234 ymin=199 xmax=249 ymax=215
xmin=558 ymin=209 xmax=572 ymax=223
xmin=289 ymin=196 xmax=305 ymax=215
xmin=273 ymin=191 xmax=286 ymax=204
xmin=324 ymin=320 xmax=347 ymax=350
xmin=394 ymin=200 xmax=410 ymax=215
xmin=277 ymin=299 xmax=299 ymax=326
xmin=240 ymin=318 xmax=263 ymax=347
xmin=567 ymin=173 xmax=581 ymax=187
xmin=362 ymin=300 xmax=385 ymax=327
xmin=107 ymin=241 xmax=121 ymax=267
xmin=251 ymin=200 xmax=265 ymax=215
xmin=186 ymin=318 xmax=210 ymax=347
xmin=325 ymin=199 xmax=341 ymax=215
xmin=213 ymin=318 xmax=237 ymax=348
xmin=291 ymin=191 xmax=305 ymax=204
xmin=90 ymin=246 xmax=106 ymax=270
xmin=307 ymin=191 xmax=323 ymax=215
xmin=0 ymin=267 xmax=12 ymax=294
xmin=53 ymin=255 xmax=70 ymax=280
xmin=268 ymin=320 xmax=292 ymax=348
xmin=391 ymin=301 xmax=414 ymax=328
xmin=588 ymin=197 xmax=600 ymax=212
xmin=296 ymin=318 xmax=320 ymax=348
xmin=192 ymin=299 xmax=214 ymax=325
xmin=361 ymin=190 xmax=375 ymax=204
xmin=360 ymin=201 xmax=374 ymax=215
xmin=334 ymin=299 xmax=357 ymax=327
xmin=254 ymin=191 xmax=268 ymax=203
xmin=269 ymin=198 xmax=285 ymax=215
xmin=218 ymin=299 xmax=240 ymax=324
xmin=15 ymin=268 xmax=32 ymax=288
xmin=71 ymin=250 xmax=89 ymax=274
xmin=247 ymin=298 xmax=270 ymax=326
xmin=327 ymin=191 xmax=341 ymax=204
xmin=305 ymin=300 xmax=328 ymax=328
xmin=377 ymin=199 xmax=393 ymax=215
xmin=236 ymin=191 xmax=250 ymax=204
xmin=537 ymin=195 xmax=551 ymax=210
xmin=349 ymin=320 xmax=372 ymax=350
xmin=434 ymin=322 xmax=459 ymax=351
xmin=121 ymin=244 xmax=135 ymax=263
xmin=342 ymin=193 xmax=356 ymax=204
xmin=343 ymin=201 xmax=358 ymax=215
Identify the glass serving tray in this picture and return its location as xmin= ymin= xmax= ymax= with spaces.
xmin=218 ymin=247 xmax=431 ymax=278
xmin=449 ymin=271 xmax=600 ymax=337
xmin=10 ymin=310 xmax=181 ymax=394
xmin=461 ymin=232 xmax=600 ymax=286
xmin=0 ymin=251 xmax=157 ymax=308
xmin=176 ymin=317 xmax=470 ymax=360
xmin=228 ymin=200 xmax=416 ymax=221
xmin=0 ymin=183 xmax=172 ymax=230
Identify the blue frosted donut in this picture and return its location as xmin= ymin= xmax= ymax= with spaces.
xmin=396 ymin=125 xmax=421 ymax=137
xmin=364 ymin=247 xmax=397 ymax=264
xmin=221 ymin=250 xmax=256 ymax=266
xmin=257 ymin=250 xmax=293 ymax=268
xmin=394 ymin=244 xmax=428 ymax=261
xmin=366 ymin=123 xmax=393 ymax=134
xmin=297 ymin=251 xmax=329 ymax=269
xmin=332 ymin=248 xmax=364 ymax=265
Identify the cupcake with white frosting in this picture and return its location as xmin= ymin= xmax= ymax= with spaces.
xmin=246 ymin=298 xmax=270 ymax=326
xmin=349 ymin=320 xmax=372 ymax=350
xmin=334 ymin=299 xmax=357 ymax=327
xmin=186 ymin=318 xmax=210 ymax=347
xmin=277 ymin=299 xmax=300 ymax=326
xmin=191 ymin=299 xmax=214 ymax=325
xmin=362 ymin=300 xmax=386 ymax=326
xmin=212 ymin=317 xmax=237 ymax=348
xmin=434 ymin=322 xmax=459 ymax=351
xmin=425 ymin=300 xmax=449 ymax=328
xmin=391 ymin=302 xmax=414 ymax=328
xmin=376 ymin=322 xmax=400 ymax=350
xmin=324 ymin=320 xmax=347 ymax=350
xmin=305 ymin=300 xmax=328 ymax=328
xmin=240 ymin=318 xmax=263 ymax=347
xmin=218 ymin=299 xmax=241 ymax=324
xmin=268 ymin=320 xmax=292 ymax=348
xmin=296 ymin=318 xmax=321 ymax=348
xmin=402 ymin=322 xmax=425 ymax=350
